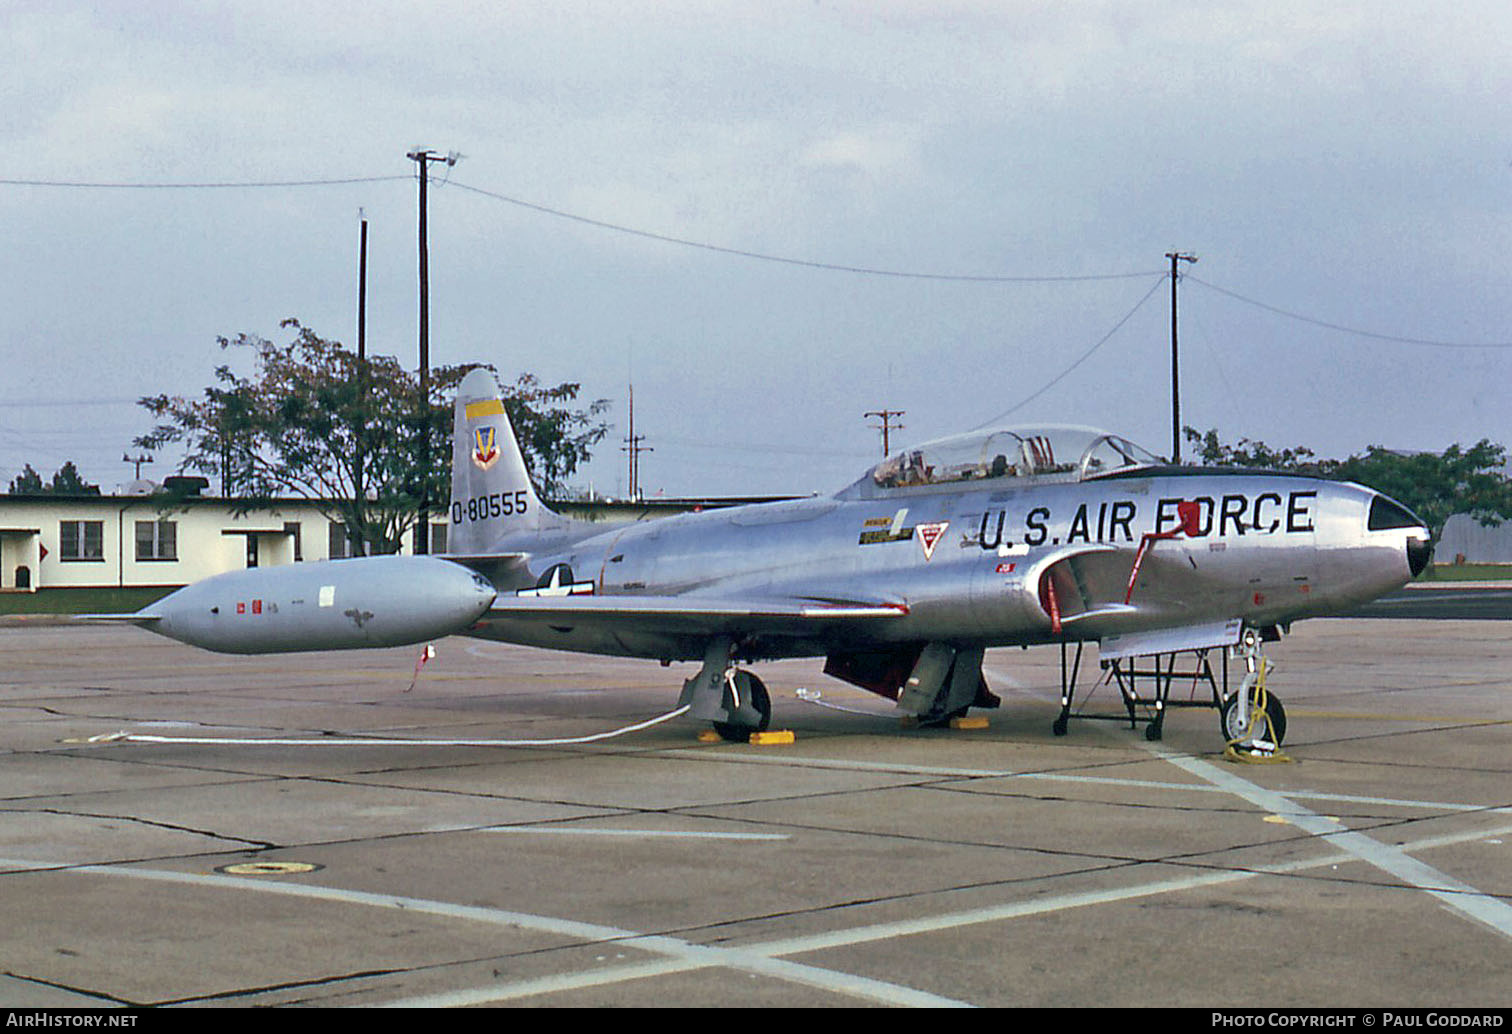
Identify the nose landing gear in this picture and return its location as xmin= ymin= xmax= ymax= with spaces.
xmin=1223 ymin=628 xmax=1289 ymax=762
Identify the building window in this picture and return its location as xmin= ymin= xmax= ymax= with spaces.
xmin=135 ymin=520 xmax=177 ymax=561
xmin=329 ymin=521 xmax=349 ymax=560
xmin=430 ymin=521 xmax=447 ymax=554
xmin=60 ymin=520 xmax=104 ymax=562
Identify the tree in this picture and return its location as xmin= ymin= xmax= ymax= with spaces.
xmin=49 ymin=461 xmax=101 ymax=495
xmin=1183 ymin=427 xmax=1320 ymax=471
xmin=7 ymin=465 xmax=43 ymax=494
xmin=1183 ymin=426 xmax=1512 ymax=541
xmin=1331 ymin=442 xmax=1512 ymax=544
xmin=7 ymin=461 xmax=100 ymax=495
xmin=136 ymin=320 xmax=609 ymax=555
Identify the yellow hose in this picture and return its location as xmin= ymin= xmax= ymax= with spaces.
xmin=1224 ymin=655 xmax=1292 ymax=764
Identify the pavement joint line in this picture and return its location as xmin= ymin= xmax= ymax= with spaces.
xmin=385 ymin=819 xmax=1512 ymax=1006
xmin=6 ymin=819 xmax=1509 ymax=1007
xmin=481 ymin=827 xmax=792 ymax=841
xmin=652 ymin=747 xmax=1505 ymax=815
xmin=1145 ymin=746 xmax=1512 ymax=942
xmin=0 ymin=856 xmax=968 ymax=1009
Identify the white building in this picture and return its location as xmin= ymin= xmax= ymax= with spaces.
xmin=0 ymin=483 xmax=788 ymax=596
xmin=0 ymin=491 xmax=450 ymax=592
xmin=1434 ymin=513 xmax=1512 ymax=566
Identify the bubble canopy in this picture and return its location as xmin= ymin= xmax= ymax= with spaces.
xmin=864 ymin=425 xmax=1162 ymax=490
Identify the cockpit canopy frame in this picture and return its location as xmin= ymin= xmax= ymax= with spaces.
xmin=863 ymin=425 xmax=1161 ymax=492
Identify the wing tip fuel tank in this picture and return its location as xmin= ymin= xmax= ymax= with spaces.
xmin=144 ymin=555 xmax=497 ymax=654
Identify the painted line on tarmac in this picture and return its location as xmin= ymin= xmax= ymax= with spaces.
xmin=0 ymin=856 xmax=966 ymax=1008
xmin=8 ymin=819 xmax=1509 ymax=1007
xmin=1288 ymin=709 xmax=1511 ymax=726
xmin=392 ymin=819 xmax=1512 ymax=1005
xmin=1150 ymin=748 xmax=1512 ymax=942
xmin=655 ymin=748 xmax=1507 ymax=815
xmin=390 ymin=947 xmax=967 ymax=1009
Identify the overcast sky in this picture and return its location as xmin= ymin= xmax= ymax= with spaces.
xmin=2 ymin=1 xmax=1508 ymax=499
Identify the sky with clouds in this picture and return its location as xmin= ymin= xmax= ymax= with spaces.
xmin=2 ymin=1 xmax=1508 ymax=498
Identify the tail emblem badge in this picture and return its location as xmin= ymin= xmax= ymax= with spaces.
xmin=472 ymin=426 xmax=500 ymax=470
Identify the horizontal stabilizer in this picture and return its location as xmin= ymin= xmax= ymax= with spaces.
xmin=439 ymin=552 xmax=531 ymax=565
xmin=439 ymin=551 xmax=533 ymax=587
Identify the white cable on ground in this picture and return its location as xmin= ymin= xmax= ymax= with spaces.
xmin=80 ymin=706 xmax=691 ymax=748
xmin=794 ymin=688 xmax=894 ymax=717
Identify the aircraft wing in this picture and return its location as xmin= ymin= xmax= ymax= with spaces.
xmin=479 ymin=594 xmax=909 ymax=638
xmin=79 ymin=612 xmax=163 ymax=627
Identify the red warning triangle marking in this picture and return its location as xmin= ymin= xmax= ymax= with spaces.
xmin=916 ymin=521 xmax=949 ymax=561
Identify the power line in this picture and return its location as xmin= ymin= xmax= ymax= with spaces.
xmin=0 ymin=397 xmax=138 ymax=408
xmin=12 ymin=173 xmax=1507 ymax=348
xmin=0 ymin=175 xmax=410 ymax=189
xmin=654 ymin=435 xmax=869 ymax=459
xmin=1188 ymin=276 xmax=1512 ymax=349
xmin=974 ymin=275 xmax=1168 ymax=429
xmin=1 ymin=170 xmax=1171 ymax=282
xmin=444 ymin=178 xmax=1165 ymax=284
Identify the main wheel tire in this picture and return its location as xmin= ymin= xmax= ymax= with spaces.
xmin=711 ymin=671 xmax=771 ymax=743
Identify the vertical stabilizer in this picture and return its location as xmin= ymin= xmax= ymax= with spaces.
xmin=449 ymin=368 xmax=566 ymax=555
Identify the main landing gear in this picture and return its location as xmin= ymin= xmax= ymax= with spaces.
xmin=711 ymin=669 xmax=772 ymax=743
xmin=679 ymin=637 xmax=773 ymax=743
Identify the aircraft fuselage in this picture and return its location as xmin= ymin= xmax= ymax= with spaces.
xmin=468 ymin=469 xmax=1424 ymax=662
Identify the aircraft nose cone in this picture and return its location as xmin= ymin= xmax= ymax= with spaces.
xmin=1406 ymin=535 xmax=1432 ymax=578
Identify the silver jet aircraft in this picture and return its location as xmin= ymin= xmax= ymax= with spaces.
xmin=132 ymin=368 xmax=1431 ymax=745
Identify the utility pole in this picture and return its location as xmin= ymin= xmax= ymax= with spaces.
xmin=354 ymin=209 xmax=368 ymax=555
xmin=864 ymin=408 xmax=905 ymax=457
xmin=622 ymin=384 xmax=652 ymax=500
xmin=406 ymin=148 xmax=458 ymax=553
xmin=122 ymin=453 xmax=153 ymax=480
xmin=1165 ymin=251 xmax=1197 ymax=464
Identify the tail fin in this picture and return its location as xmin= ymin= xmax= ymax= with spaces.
xmin=448 ymin=368 xmax=567 ymax=555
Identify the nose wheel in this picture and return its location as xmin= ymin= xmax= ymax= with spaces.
xmin=1220 ymin=686 xmax=1286 ymax=745
xmin=1222 ymin=628 xmax=1288 ymax=758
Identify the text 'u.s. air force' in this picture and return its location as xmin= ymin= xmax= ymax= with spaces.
xmin=972 ymin=491 xmax=1318 ymax=550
